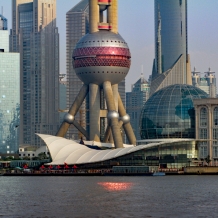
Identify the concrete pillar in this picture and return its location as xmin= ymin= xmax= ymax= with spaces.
xmin=107 ymin=0 xmax=118 ymax=33
xmin=109 ymin=132 xmax=114 ymax=144
xmin=56 ymin=122 xmax=70 ymax=138
xmin=103 ymin=125 xmax=111 ymax=142
xmin=89 ymin=0 xmax=99 ymax=33
xmin=56 ymin=84 xmax=89 ymax=137
xmin=112 ymin=84 xmax=118 ymax=111
xmin=99 ymin=10 xmax=104 ymax=23
xmin=118 ymin=94 xmax=136 ymax=145
xmin=89 ymin=83 xmax=101 ymax=142
xmin=72 ymin=120 xmax=89 ymax=140
xmin=103 ymin=81 xmax=123 ymax=148
xmin=69 ymin=84 xmax=89 ymax=116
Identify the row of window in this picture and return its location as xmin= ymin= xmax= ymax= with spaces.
xmin=200 ymin=107 xmax=218 ymax=127
xmin=199 ymin=146 xmax=218 ymax=158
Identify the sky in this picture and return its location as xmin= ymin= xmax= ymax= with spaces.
xmin=0 ymin=0 xmax=218 ymax=91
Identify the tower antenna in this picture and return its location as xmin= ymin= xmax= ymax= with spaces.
xmin=141 ymin=65 xmax=143 ymax=77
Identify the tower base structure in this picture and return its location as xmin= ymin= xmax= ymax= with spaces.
xmin=57 ymin=81 xmax=136 ymax=148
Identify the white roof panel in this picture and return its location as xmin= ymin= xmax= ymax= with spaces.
xmin=37 ymin=134 xmax=194 ymax=165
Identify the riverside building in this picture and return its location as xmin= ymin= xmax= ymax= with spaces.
xmin=0 ymin=14 xmax=20 ymax=155
xmin=10 ymin=0 xmax=60 ymax=147
xmin=194 ymin=98 xmax=218 ymax=162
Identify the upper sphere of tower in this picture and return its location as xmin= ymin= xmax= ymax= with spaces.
xmin=74 ymin=30 xmax=129 ymax=49
xmin=72 ymin=30 xmax=131 ymax=85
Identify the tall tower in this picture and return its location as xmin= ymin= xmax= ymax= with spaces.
xmin=66 ymin=0 xmax=89 ymax=140
xmin=10 ymin=0 xmax=60 ymax=147
xmin=57 ymin=0 xmax=136 ymax=148
xmin=150 ymin=0 xmax=192 ymax=96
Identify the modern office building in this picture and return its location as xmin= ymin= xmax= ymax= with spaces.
xmin=10 ymin=0 xmax=60 ymax=147
xmin=150 ymin=0 xmax=192 ymax=96
xmin=0 ymin=14 xmax=20 ymax=154
xmin=126 ymin=75 xmax=150 ymax=140
xmin=192 ymin=68 xmax=216 ymax=98
xmin=66 ymin=0 xmax=89 ymax=140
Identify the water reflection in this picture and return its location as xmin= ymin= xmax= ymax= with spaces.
xmin=98 ymin=182 xmax=133 ymax=191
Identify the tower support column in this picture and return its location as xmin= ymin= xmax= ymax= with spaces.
xmin=112 ymin=84 xmax=119 ymax=111
xmin=56 ymin=84 xmax=89 ymax=137
xmin=89 ymin=83 xmax=101 ymax=141
xmin=118 ymin=94 xmax=136 ymax=145
xmin=103 ymin=81 xmax=123 ymax=148
xmin=89 ymin=0 xmax=99 ymax=33
xmin=107 ymin=0 xmax=118 ymax=33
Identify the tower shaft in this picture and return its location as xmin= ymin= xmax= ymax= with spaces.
xmin=56 ymin=0 xmax=136 ymax=148
xmin=89 ymin=0 xmax=118 ymax=33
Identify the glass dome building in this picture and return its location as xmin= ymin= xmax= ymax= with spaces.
xmin=140 ymin=84 xmax=208 ymax=140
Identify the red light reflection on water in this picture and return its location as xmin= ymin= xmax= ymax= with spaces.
xmin=98 ymin=182 xmax=133 ymax=191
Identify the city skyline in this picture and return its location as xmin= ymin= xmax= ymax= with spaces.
xmin=0 ymin=0 xmax=218 ymax=91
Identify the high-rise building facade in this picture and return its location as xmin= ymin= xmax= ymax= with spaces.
xmin=10 ymin=0 xmax=59 ymax=147
xmin=126 ymin=75 xmax=150 ymax=140
xmin=0 ymin=14 xmax=20 ymax=154
xmin=150 ymin=0 xmax=192 ymax=96
xmin=192 ymin=68 xmax=217 ymax=98
xmin=66 ymin=0 xmax=89 ymax=140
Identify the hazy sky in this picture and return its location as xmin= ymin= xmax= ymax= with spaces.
xmin=1 ymin=0 xmax=218 ymax=91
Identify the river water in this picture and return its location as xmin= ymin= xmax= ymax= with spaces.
xmin=0 ymin=176 xmax=217 ymax=217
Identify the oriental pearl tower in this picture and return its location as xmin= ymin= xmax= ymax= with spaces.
xmin=57 ymin=0 xmax=136 ymax=148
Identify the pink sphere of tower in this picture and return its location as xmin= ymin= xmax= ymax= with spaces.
xmin=72 ymin=31 xmax=131 ymax=85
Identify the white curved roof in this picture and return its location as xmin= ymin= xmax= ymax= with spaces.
xmin=37 ymin=134 xmax=194 ymax=165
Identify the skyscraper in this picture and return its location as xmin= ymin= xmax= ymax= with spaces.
xmin=0 ymin=14 xmax=20 ymax=154
xmin=66 ymin=0 xmax=89 ymax=140
xmin=150 ymin=0 xmax=192 ymax=96
xmin=126 ymin=75 xmax=150 ymax=140
xmin=10 ymin=0 xmax=59 ymax=147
